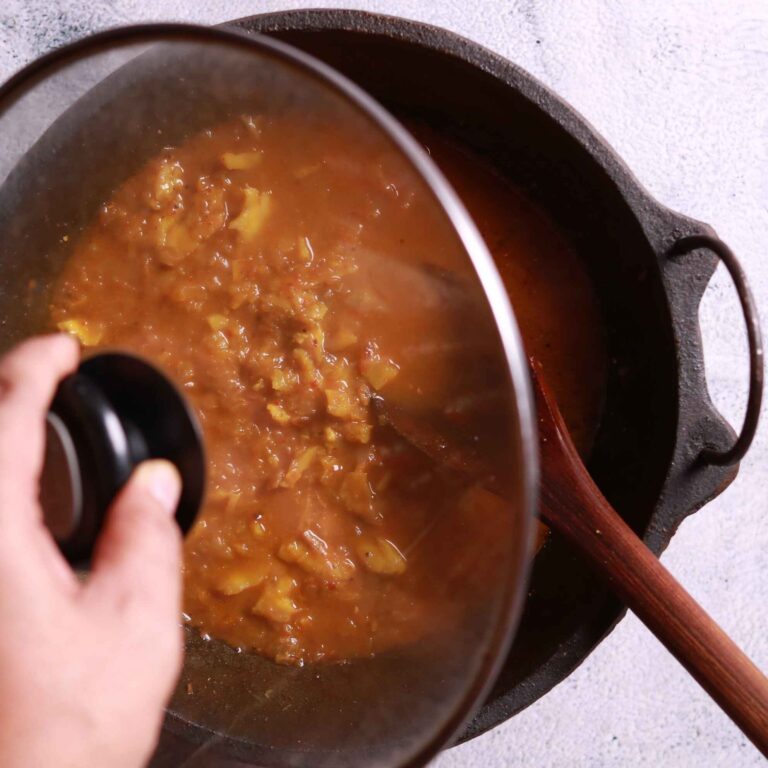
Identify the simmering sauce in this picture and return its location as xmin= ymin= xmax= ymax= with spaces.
xmin=410 ymin=123 xmax=605 ymax=456
xmin=49 ymin=114 xmax=604 ymax=666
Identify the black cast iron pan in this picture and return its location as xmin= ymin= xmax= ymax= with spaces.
xmin=0 ymin=13 xmax=760 ymax=765
xmin=221 ymin=9 xmax=762 ymax=746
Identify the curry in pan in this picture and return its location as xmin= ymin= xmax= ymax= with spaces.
xmin=49 ymin=114 xmax=604 ymax=666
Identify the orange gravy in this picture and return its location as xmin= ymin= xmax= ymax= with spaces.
xmin=411 ymin=123 xmax=606 ymax=457
xmin=49 ymin=115 xmax=604 ymax=666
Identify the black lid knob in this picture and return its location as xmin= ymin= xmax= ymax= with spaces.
xmin=40 ymin=352 xmax=206 ymax=564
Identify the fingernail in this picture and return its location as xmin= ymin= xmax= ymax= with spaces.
xmin=134 ymin=460 xmax=181 ymax=514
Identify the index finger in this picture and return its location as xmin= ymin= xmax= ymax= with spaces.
xmin=0 ymin=334 xmax=79 ymax=515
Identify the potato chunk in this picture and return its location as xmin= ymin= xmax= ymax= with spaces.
xmin=328 ymin=328 xmax=358 ymax=351
xmin=297 ymin=236 xmax=314 ymax=264
xmin=341 ymin=421 xmax=372 ymax=445
xmin=278 ymin=532 xmax=355 ymax=582
xmin=267 ymin=403 xmax=292 ymax=425
xmin=164 ymin=220 xmax=196 ymax=257
xmin=214 ymin=564 xmax=269 ymax=596
xmin=150 ymin=159 xmax=183 ymax=209
xmin=229 ymin=187 xmax=271 ymax=241
xmin=271 ymin=368 xmax=299 ymax=393
xmin=340 ymin=471 xmax=377 ymax=521
xmin=282 ymin=447 xmax=319 ymax=488
xmin=221 ymin=151 xmax=262 ymax=170
xmin=325 ymin=387 xmax=355 ymax=419
xmin=252 ymin=577 xmax=298 ymax=623
xmin=206 ymin=313 xmax=229 ymax=332
xmin=361 ymin=357 xmax=400 ymax=390
xmin=57 ymin=318 xmax=103 ymax=347
xmin=356 ymin=536 xmax=407 ymax=576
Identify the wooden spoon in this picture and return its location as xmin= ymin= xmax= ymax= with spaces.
xmin=373 ymin=362 xmax=768 ymax=756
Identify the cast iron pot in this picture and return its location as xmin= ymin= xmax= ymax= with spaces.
xmin=0 ymin=14 xmax=759 ymax=766
xmin=220 ymin=9 xmax=763 ymax=746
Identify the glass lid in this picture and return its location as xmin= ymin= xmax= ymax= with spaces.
xmin=0 ymin=25 xmax=535 ymax=768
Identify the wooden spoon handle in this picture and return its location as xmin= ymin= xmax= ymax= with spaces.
xmin=532 ymin=356 xmax=768 ymax=753
xmin=376 ymin=360 xmax=768 ymax=752
xmin=540 ymin=457 xmax=768 ymax=755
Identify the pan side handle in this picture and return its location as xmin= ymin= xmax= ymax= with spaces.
xmin=668 ymin=234 xmax=763 ymax=467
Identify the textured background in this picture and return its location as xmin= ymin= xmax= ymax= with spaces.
xmin=1 ymin=1 xmax=766 ymax=766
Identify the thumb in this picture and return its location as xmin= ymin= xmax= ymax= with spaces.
xmin=88 ymin=460 xmax=183 ymax=620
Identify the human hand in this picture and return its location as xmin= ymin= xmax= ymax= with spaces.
xmin=0 ymin=335 xmax=184 ymax=768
